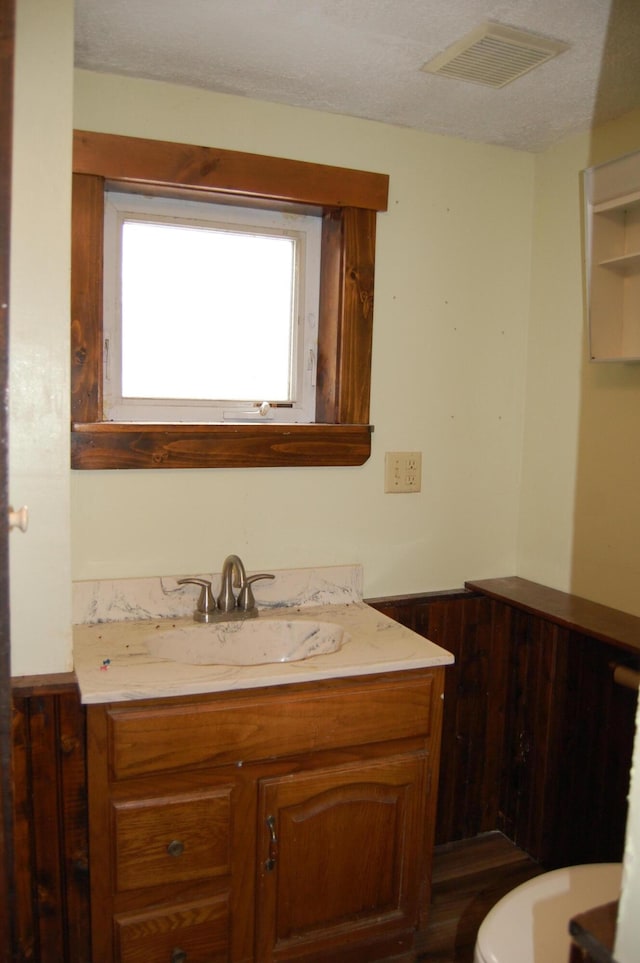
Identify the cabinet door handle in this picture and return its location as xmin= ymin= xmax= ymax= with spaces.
xmin=171 ymin=949 xmax=187 ymax=963
xmin=167 ymin=839 xmax=185 ymax=857
xmin=265 ymin=814 xmax=278 ymax=871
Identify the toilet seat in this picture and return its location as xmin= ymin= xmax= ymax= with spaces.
xmin=473 ymin=862 xmax=622 ymax=963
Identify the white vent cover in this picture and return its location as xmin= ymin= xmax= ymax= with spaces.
xmin=421 ymin=23 xmax=569 ymax=89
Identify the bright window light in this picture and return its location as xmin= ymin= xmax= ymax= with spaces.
xmin=103 ymin=192 xmax=321 ymax=423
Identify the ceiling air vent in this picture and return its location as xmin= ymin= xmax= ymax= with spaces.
xmin=421 ymin=22 xmax=569 ymax=89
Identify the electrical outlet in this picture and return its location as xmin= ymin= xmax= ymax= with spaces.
xmin=384 ymin=451 xmax=422 ymax=493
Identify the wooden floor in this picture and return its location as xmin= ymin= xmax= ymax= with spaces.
xmin=417 ymin=832 xmax=543 ymax=962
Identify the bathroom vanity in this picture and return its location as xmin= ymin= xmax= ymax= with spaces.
xmin=75 ymin=570 xmax=453 ymax=963
xmin=87 ymin=668 xmax=445 ymax=963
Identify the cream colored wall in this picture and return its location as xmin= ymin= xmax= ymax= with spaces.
xmin=516 ymin=134 xmax=588 ymax=593
xmin=9 ymin=0 xmax=74 ymax=675
xmin=69 ymin=71 xmax=533 ymax=617
xmin=571 ymin=113 xmax=640 ymax=613
xmin=519 ymin=108 xmax=640 ymax=614
xmin=12 ymin=16 xmax=640 ymax=664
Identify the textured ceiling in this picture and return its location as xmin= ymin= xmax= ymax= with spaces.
xmin=74 ymin=0 xmax=640 ymax=152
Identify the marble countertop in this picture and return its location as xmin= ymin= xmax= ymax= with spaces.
xmin=73 ymin=600 xmax=454 ymax=704
xmin=72 ymin=565 xmax=454 ymax=704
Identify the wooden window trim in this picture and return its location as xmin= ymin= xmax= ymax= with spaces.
xmin=71 ymin=130 xmax=389 ymax=469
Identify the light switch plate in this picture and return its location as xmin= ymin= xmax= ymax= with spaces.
xmin=384 ymin=452 xmax=422 ymax=493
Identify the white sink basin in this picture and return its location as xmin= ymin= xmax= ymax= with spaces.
xmin=145 ymin=618 xmax=347 ymax=666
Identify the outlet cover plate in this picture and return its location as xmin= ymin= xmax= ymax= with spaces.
xmin=384 ymin=451 xmax=422 ymax=493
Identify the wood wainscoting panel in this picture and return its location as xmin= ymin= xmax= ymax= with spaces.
xmin=367 ymin=589 xmax=505 ymax=844
xmin=369 ymin=582 xmax=638 ymax=865
xmin=466 ymin=576 xmax=640 ymax=867
xmin=12 ymin=681 xmax=91 ymax=963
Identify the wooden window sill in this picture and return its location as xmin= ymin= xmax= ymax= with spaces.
xmin=71 ymin=422 xmax=373 ymax=469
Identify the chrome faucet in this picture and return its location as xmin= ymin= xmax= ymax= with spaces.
xmin=179 ymin=555 xmax=275 ymax=623
xmin=217 ymin=554 xmax=275 ymax=618
xmin=217 ymin=554 xmax=248 ymax=613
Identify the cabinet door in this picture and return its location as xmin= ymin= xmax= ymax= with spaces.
xmin=255 ymin=753 xmax=427 ymax=962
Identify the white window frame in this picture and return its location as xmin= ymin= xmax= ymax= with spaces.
xmin=103 ymin=190 xmax=321 ymax=424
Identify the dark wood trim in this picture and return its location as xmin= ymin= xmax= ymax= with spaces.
xmin=11 ymin=673 xmax=78 ymax=695
xmin=12 ymin=686 xmax=91 ymax=962
xmin=70 ymin=131 xmax=388 ymax=469
xmin=0 ymin=1 xmax=14 ymax=959
xmin=70 ymin=421 xmax=373 ymax=470
xmin=73 ymin=130 xmax=389 ymax=212
xmin=70 ymin=173 xmax=103 ymax=425
xmin=366 ymin=588 xmax=475 ymax=607
xmin=466 ymin=576 xmax=640 ymax=656
xmin=336 ymin=207 xmax=376 ymax=424
xmin=316 ymin=207 xmax=376 ymax=424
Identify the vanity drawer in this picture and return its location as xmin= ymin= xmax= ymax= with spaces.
xmin=113 ymin=785 xmax=231 ymax=892
xmin=106 ymin=671 xmax=436 ymax=778
xmin=115 ymin=895 xmax=229 ymax=963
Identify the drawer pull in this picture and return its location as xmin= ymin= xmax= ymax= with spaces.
xmin=171 ymin=949 xmax=187 ymax=963
xmin=166 ymin=839 xmax=185 ymax=858
xmin=265 ymin=814 xmax=278 ymax=871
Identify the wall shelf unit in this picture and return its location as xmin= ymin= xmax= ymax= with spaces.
xmin=584 ymin=151 xmax=640 ymax=361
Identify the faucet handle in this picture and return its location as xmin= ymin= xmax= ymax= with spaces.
xmin=177 ymin=578 xmax=216 ymax=622
xmin=237 ymin=573 xmax=275 ymax=612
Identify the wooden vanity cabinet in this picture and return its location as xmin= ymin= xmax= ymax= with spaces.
xmin=87 ymin=668 xmax=445 ymax=963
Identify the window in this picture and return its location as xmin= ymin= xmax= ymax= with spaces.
xmin=103 ymin=191 xmax=321 ymax=423
xmin=71 ymin=130 xmax=389 ymax=469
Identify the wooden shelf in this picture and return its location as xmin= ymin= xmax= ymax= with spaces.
xmin=598 ymin=250 xmax=640 ymax=275
xmin=593 ymin=190 xmax=640 ymax=214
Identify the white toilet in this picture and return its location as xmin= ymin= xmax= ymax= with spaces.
xmin=473 ymin=862 xmax=622 ymax=963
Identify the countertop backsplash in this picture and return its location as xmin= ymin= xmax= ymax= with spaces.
xmin=72 ymin=564 xmax=364 ymax=625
